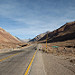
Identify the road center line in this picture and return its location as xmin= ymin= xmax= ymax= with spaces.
xmin=24 ymin=50 xmax=37 ymax=75
xmin=0 ymin=52 xmax=22 ymax=62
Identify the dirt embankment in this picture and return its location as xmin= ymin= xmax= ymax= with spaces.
xmin=40 ymin=42 xmax=75 ymax=66
xmin=0 ymin=42 xmax=30 ymax=53
xmin=41 ymin=39 xmax=75 ymax=56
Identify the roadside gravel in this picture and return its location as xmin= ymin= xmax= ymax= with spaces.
xmin=42 ymin=52 xmax=75 ymax=75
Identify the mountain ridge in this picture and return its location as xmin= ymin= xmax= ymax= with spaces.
xmin=29 ymin=31 xmax=50 ymax=42
xmin=29 ymin=21 xmax=75 ymax=43
xmin=0 ymin=27 xmax=21 ymax=49
xmin=0 ymin=27 xmax=20 ymax=43
xmin=39 ymin=21 xmax=75 ymax=43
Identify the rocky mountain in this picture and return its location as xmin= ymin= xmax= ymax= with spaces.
xmin=21 ymin=39 xmax=30 ymax=43
xmin=39 ymin=21 xmax=75 ymax=43
xmin=0 ymin=27 xmax=20 ymax=43
xmin=0 ymin=27 xmax=21 ymax=49
xmin=29 ymin=31 xmax=50 ymax=42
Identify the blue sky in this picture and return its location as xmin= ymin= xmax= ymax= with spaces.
xmin=0 ymin=0 xmax=75 ymax=39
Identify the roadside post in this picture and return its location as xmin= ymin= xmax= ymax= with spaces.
xmin=46 ymin=34 xmax=48 ymax=52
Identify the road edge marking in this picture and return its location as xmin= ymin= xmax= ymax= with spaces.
xmin=0 ymin=52 xmax=21 ymax=62
xmin=24 ymin=50 xmax=37 ymax=75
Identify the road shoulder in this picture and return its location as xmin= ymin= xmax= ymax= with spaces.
xmin=42 ymin=52 xmax=75 ymax=75
xmin=29 ymin=50 xmax=47 ymax=75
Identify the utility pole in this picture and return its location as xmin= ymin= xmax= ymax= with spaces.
xmin=46 ymin=34 xmax=48 ymax=52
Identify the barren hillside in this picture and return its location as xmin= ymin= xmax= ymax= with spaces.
xmin=39 ymin=21 xmax=75 ymax=43
xmin=0 ymin=27 xmax=20 ymax=49
xmin=29 ymin=31 xmax=50 ymax=42
xmin=0 ymin=27 xmax=20 ymax=43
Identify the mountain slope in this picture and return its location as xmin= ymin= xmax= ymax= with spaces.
xmin=0 ymin=27 xmax=20 ymax=43
xmin=39 ymin=21 xmax=75 ymax=43
xmin=29 ymin=31 xmax=50 ymax=42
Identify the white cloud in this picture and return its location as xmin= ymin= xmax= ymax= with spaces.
xmin=0 ymin=0 xmax=75 ymax=39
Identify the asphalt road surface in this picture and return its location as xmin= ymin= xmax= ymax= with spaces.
xmin=0 ymin=44 xmax=75 ymax=75
xmin=0 ymin=44 xmax=37 ymax=75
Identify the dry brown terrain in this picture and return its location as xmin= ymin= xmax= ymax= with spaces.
xmin=35 ymin=21 xmax=75 ymax=61
xmin=41 ymin=39 xmax=75 ymax=56
xmin=29 ymin=31 xmax=50 ymax=42
xmin=0 ymin=27 xmax=21 ymax=49
xmin=39 ymin=21 xmax=75 ymax=43
xmin=40 ymin=42 xmax=75 ymax=67
xmin=0 ymin=27 xmax=20 ymax=43
xmin=30 ymin=21 xmax=75 ymax=57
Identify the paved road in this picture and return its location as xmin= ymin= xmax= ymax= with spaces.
xmin=29 ymin=44 xmax=75 ymax=75
xmin=0 ymin=44 xmax=75 ymax=75
xmin=0 ymin=44 xmax=37 ymax=75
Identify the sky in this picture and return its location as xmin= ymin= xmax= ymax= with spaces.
xmin=0 ymin=0 xmax=75 ymax=39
